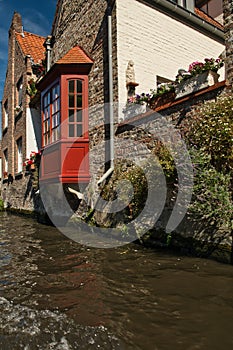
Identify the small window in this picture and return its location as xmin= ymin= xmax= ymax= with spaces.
xmin=42 ymin=82 xmax=60 ymax=146
xmin=195 ymin=0 xmax=223 ymax=23
xmin=3 ymin=149 xmax=8 ymax=173
xmin=156 ymin=75 xmax=173 ymax=88
xmin=3 ymin=100 xmax=8 ymax=128
xmin=17 ymin=137 xmax=23 ymax=173
xmin=171 ymin=0 xmax=194 ymax=12
xmin=17 ymin=76 xmax=23 ymax=107
xmin=68 ymin=79 xmax=84 ymax=138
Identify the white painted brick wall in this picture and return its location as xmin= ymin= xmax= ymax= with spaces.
xmin=26 ymin=108 xmax=40 ymax=158
xmin=116 ymin=0 xmax=225 ymax=109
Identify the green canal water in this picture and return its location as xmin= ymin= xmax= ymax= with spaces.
xmin=0 ymin=212 xmax=233 ymax=349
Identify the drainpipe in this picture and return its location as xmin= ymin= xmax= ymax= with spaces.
xmin=44 ymin=35 xmax=53 ymax=72
xmin=97 ymin=8 xmax=114 ymax=186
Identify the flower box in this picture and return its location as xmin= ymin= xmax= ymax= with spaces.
xmin=175 ymin=70 xmax=219 ymax=99
xmin=150 ymin=91 xmax=176 ymax=109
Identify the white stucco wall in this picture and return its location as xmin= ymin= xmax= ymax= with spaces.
xmin=116 ymin=0 xmax=225 ymax=110
xmin=26 ymin=108 xmax=41 ymax=158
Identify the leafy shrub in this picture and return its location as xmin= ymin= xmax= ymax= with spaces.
xmin=188 ymin=150 xmax=233 ymax=233
xmin=186 ymin=94 xmax=233 ymax=175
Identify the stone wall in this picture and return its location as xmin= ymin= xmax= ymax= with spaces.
xmin=84 ymin=83 xmax=232 ymax=263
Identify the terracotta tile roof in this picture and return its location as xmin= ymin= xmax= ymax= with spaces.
xmin=56 ymin=46 xmax=94 ymax=64
xmin=194 ymin=7 xmax=224 ymax=30
xmin=15 ymin=31 xmax=45 ymax=63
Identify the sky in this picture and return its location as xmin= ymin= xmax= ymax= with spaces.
xmin=0 ymin=0 xmax=57 ymax=135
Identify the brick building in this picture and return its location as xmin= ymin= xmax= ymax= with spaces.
xmin=1 ymin=12 xmax=45 ymax=179
xmin=0 ymin=0 xmax=229 ymax=186
xmin=49 ymin=0 xmax=225 ymax=123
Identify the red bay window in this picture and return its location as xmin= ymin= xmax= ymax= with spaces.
xmin=37 ymin=46 xmax=93 ymax=184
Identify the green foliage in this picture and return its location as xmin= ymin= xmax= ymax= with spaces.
xmin=188 ymin=150 xmax=233 ymax=233
xmin=27 ymin=79 xmax=37 ymax=98
xmin=101 ymin=160 xmax=148 ymax=219
xmin=186 ymin=94 xmax=233 ymax=175
xmin=152 ymin=141 xmax=176 ymax=181
xmin=0 ymin=198 xmax=4 ymax=211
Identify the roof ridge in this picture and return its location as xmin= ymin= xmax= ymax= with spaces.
xmin=15 ymin=31 xmax=46 ymax=39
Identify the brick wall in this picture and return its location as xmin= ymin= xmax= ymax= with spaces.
xmin=1 ymin=13 xmax=35 ymax=178
xmin=116 ymin=0 xmax=225 ymax=115
xmin=51 ymin=0 xmax=118 ymax=126
xmin=223 ymin=0 xmax=233 ymax=87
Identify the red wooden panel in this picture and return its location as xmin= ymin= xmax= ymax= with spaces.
xmin=40 ymin=143 xmax=61 ymax=182
xmin=60 ymin=141 xmax=90 ymax=183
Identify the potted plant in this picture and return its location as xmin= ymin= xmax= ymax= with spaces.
xmin=149 ymin=83 xmax=176 ymax=109
xmin=175 ymin=57 xmax=224 ymax=98
xmin=23 ymin=151 xmax=41 ymax=171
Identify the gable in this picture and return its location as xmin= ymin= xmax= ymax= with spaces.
xmin=15 ymin=31 xmax=45 ymax=63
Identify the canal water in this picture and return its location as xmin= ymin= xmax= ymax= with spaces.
xmin=0 ymin=212 xmax=233 ymax=350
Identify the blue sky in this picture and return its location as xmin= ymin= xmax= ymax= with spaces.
xmin=0 ymin=0 xmax=57 ymax=135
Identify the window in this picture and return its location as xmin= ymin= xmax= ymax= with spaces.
xmin=171 ymin=0 xmax=194 ymax=12
xmin=195 ymin=0 xmax=223 ymax=23
xmin=3 ymin=149 xmax=8 ymax=173
xmin=68 ymin=79 xmax=84 ymax=138
xmin=17 ymin=138 xmax=23 ymax=173
xmin=156 ymin=75 xmax=173 ymax=87
xmin=3 ymin=100 xmax=8 ymax=128
xmin=42 ymin=82 xmax=60 ymax=146
xmin=17 ymin=76 xmax=23 ymax=107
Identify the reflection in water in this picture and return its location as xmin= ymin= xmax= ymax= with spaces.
xmin=0 ymin=212 xmax=233 ymax=350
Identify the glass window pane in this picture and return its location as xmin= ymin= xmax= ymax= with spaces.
xmin=53 ymin=114 xmax=58 ymax=127
xmin=52 ymin=99 xmax=60 ymax=114
xmin=76 ymin=80 xmax=82 ymax=93
xmin=69 ymin=94 xmax=75 ymax=108
xmin=52 ymin=102 xmax=56 ymax=114
xmin=69 ymin=125 xmax=74 ymax=137
xmin=69 ymin=80 xmax=75 ymax=93
xmin=76 ymin=110 xmax=82 ymax=123
xmin=77 ymin=95 xmax=82 ymax=108
xmin=52 ymin=84 xmax=59 ymax=100
xmin=76 ymin=124 xmax=83 ymax=137
xmin=69 ymin=110 xmax=74 ymax=122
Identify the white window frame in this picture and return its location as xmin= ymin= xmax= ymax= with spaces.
xmin=4 ymin=149 xmax=8 ymax=173
xmin=17 ymin=76 xmax=23 ymax=107
xmin=3 ymin=100 xmax=8 ymax=128
xmin=17 ymin=138 xmax=23 ymax=173
xmin=171 ymin=0 xmax=195 ymax=12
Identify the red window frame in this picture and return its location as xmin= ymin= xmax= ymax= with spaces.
xmin=42 ymin=80 xmax=61 ymax=147
xmin=61 ymin=74 xmax=89 ymax=140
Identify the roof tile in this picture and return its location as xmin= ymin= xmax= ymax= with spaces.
xmin=195 ymin=7 xmax=224 ymax=30
xmin=56 ymin=46 xmax=93 ymax=64
xmin=15 ymin=31 xmax=45 ymax=63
